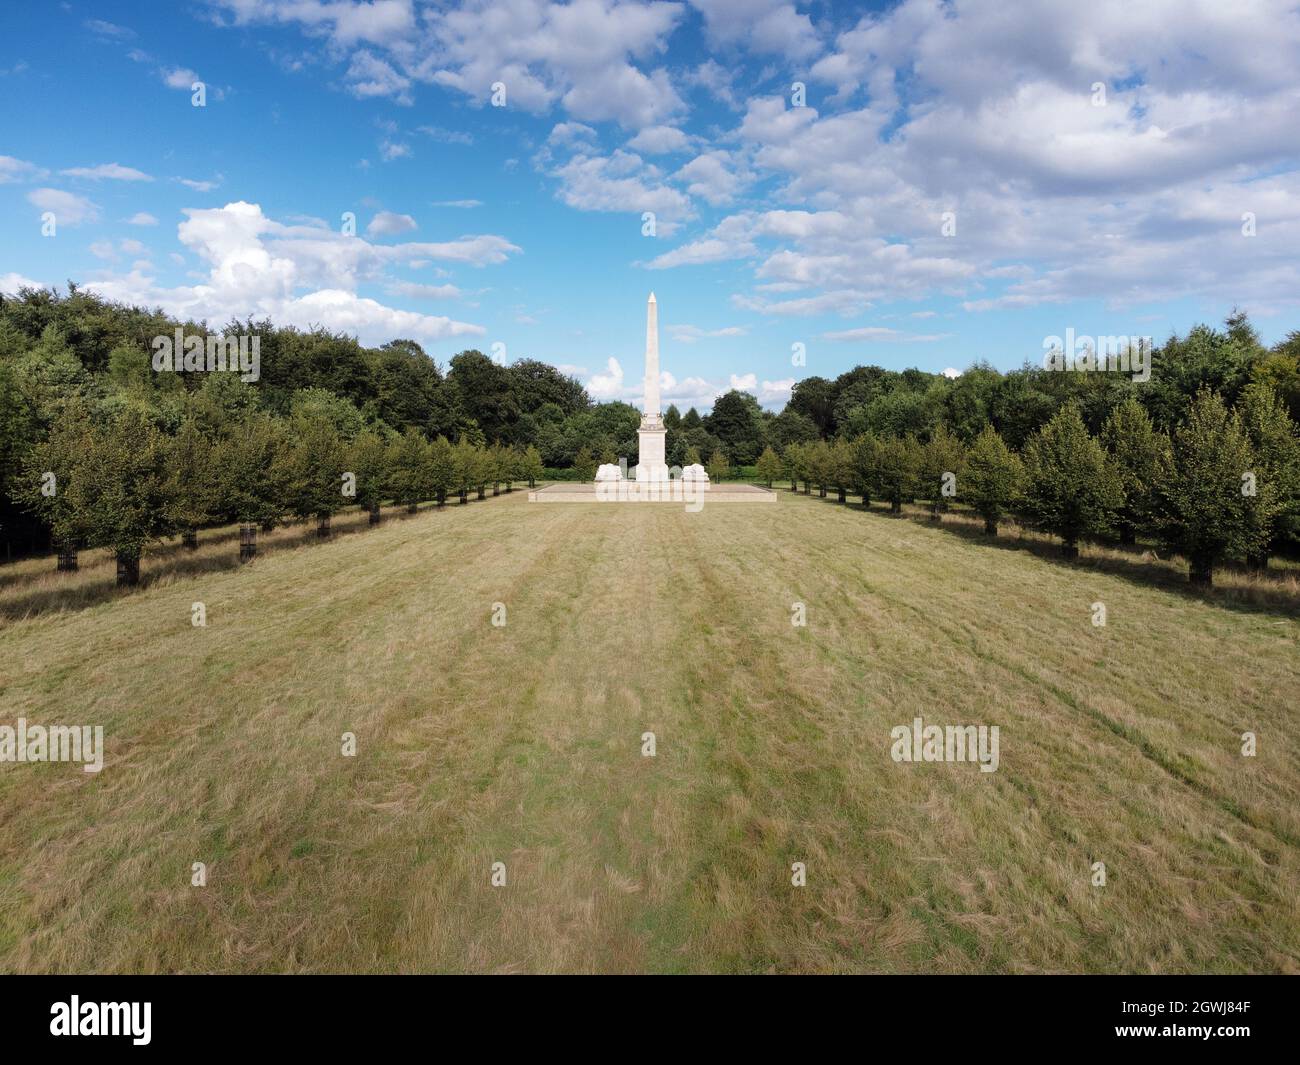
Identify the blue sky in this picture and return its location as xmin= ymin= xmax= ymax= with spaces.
xmin=2 ymin=0 xmax=1298 ymax=412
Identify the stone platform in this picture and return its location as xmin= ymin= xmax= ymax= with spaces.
xmin=529 ymin=482 xmax=778 ymax=504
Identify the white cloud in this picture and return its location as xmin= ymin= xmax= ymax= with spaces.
xmin=347 ymin=50 xmax=412 ymax=103
xmin=83 ymin=201 xmax=518 ymax=345
xmin=177 ymin=176 xmax=222 ymax=192
xmin=690 ymin=0 xmax=821 ymax=61
xmin=431 ymin=199 xmax=482 ymax=208
xmin=367 ymin=211 xmax=418 ymax=237
xmin=0 ymin=272 xmax=45 ymax=294
xmin=627 ymin=125 xmax=693 ymax=154
xmin=26 ymin=188 xmax=99 ymax=226
xmin=162 ymin=67 xmax=200 ymax=90
xmin=0 ymin=155 xmax=45 ymax=183
xmin=60 ymin=162 xmax=153 ymax=182
xmin=128 ymin=212 xmax=159 ymax=226
xmin=820 ymin=326 xmax=950 ymax=343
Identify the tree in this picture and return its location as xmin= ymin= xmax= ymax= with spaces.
xmin=754 ymin=445 xmax=783 ymax=488
xmin=16 ymin=399 xmax=93 ymax=570
xmin=167 ymin=416 xmax=216 ymax=547
xmin=349 ymin=430 xmax=390 ymax=524
xmin=282 ymin=414 xmax=348 ymax=537
xmin=683 ymin=444 xmax=702 ymax=468
xmin=707 ymin=448 xmax=730 ymax=483
xmin=874 ymin=435 xmax=920 ymax=513
xmin=806 ymin=440 xmax=831 ymax=497
xmin=1021 ymin=404 xmax=1123 ymax=557
xmin=571 ymin=445 xmax=597 ymax=482
xmin=1237 ymin=381 xmax=1300 ymax=568
xmin=828 ymin=438 xmax=855 ymax=503
xmin=427 ymin=435 xmax=455 ymax=506
xmin=919 ymin=425 xmax=965 ymax=520
xmin=520 ymin=444 xmax=543 ymax=488
xmin=389 ymin=427 xmax=432 ymax=513
xmin=451 ymin=438 xmax=476 ymax=503
xmin=1155 ymin=389 xmax=1268 ymax=586
xmin=962 ymin=426 xmax=1022 ymax=535
xmin=785 ymin=442 xmax=810 ymax=493
xmin=472 ymin=443 xmax=494 ymax=499
xmin=708 ymin=389 xmax=765 ymax=465
xmin=850 ymin=433 xmax=878 ymax=507
xmin=1101 ymin=397 xmax=1164 ymax=545
xmin=68 ymin=409 xmax=172 ymax=586
xmin=217 ymin=413 xmax=291 ymax=559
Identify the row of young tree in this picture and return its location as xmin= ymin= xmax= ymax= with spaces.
xmin=751 ymin=384 xmax=1300 ymax=587
xmin=16 ymin=399 xmax=546 ymax=585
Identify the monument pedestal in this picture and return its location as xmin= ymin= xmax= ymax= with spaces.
xmin=637 ymin=415 xmax=670 ymax=482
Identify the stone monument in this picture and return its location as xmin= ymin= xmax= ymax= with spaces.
xmin=636 ymin=292 xmax=672 ymax=482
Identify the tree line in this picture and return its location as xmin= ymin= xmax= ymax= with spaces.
xmin=750 ymin=383 xmax=1299 ymax=587
xmin=14 ymin=393 xmax=545 ymax=584
xmin=2 ymin=285 xmax=1299 ymax=585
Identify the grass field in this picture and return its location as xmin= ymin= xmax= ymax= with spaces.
xmin=1 ymin=490 xmax=1297 ymax=973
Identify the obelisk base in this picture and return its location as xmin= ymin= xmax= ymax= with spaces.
xmin=636 ymin=422 xmax=670 ymax=482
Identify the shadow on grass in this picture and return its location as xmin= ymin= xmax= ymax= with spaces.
xmin=780 ymin=485 xmax=1300 ymax=621
xmin=0 ymin=500 xmax=468 ymax=626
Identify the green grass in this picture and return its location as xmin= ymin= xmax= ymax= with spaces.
xmin=0 ymin=491 xmax=1297 ymax=973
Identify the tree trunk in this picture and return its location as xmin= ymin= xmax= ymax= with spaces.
xmin=182 ymin=528 xmax=198 ymax=550
xmin=861 ymin=494 xmax=870 ymax=508
xmin=1189 ymin=554 xmax=1214 ymax=588
xmin=116 ymin=551 xmax=140 ymax=587
xmin=818 ymin=486 xmax=826 ymax=498
xmin=1119 ymin=528 xmax=1136 ymax=546
xmin=890 ymin=498 xmax=901 ymax=514
xmin=790 ymin=478 xmax=797 ymax=492
xmin=369 ymin=503 xmax=381 ymax=525
xmin=930 ymin=500 xmax=940 ymax=521
xmin=477 ymin=486 xmax=487 ymax=500
xmin=261 ymin=520 xmax=275 ymax=533
xmin=437 ymin=489 xmax=447 ymax=508
xmin=802 ymin=481 xmax=810 ymax=495
xmin=984 ymin=516 xmax=998 ymax=536
xmin=1247 ymin=551 xmax=1269 ymax=571
xmin=240 ymin=524 xmax=257 ymax=563
xmin=317 ymin=514 xmax=331 ymax=538
xmin=459 ymin=490 xmax=469 ymax=504
xmin=493 ymin=484 xmax=500 ymax=496
xmin=528 ymin=477 xmax=536 ymax=488
xmin=56 ymin=543 xmax=78 ymax=572
xmin=837 ymin=487 xmax=846 ymax=503
xmin=1061 ymin=539 xmax=1079 ymax=560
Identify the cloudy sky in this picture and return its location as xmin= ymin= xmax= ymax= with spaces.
xmin=2 ymin=0 xmax=1298 ymax=411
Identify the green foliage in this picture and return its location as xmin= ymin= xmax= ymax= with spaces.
xmin=67 ymin=408 xmax=172 ymax=562
xmin=873 ymin=434 xmax=921 ymax=512
xmin=1102 ymin=397 xmax=1165 ymax=543
xmin=1238 ymin=381 xmax=1300 ymax=557
xmin=754 ymin=445 xmax=783 ymax=487
xmin=962 ymin=426 xmax=1022 ymax=534
xmin=1021 ymin=403 xmax=1123 ymax=552
xmin=706 ymin=448 xmax=730 ymax=483
xmin=166 ymin=417 xmax=216 ymax=533
xmin=919 ymin=424 xmax=966 ymax=515
xmin=349 ymin=430 xmax=390 ymax=510
xmin=281 ymin=414 xmax=348 ymax=521
xmin=389 ymin=428 xmax=432 ymax=508
xmin=1155 ymin=389 xmax=1269 ymax=585
xmin=572 ymin=445 xmax=597 ymax=482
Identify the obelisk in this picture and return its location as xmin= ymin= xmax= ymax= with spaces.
xmin=636 ymin=292 xmax=669 ymax=481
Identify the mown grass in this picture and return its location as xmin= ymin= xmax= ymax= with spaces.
xmin=0 ymin=489 xmax=1296 ymax=972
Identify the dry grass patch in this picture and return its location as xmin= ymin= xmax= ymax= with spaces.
xmin=0 ymin=491 xmax=1296 ymax=972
